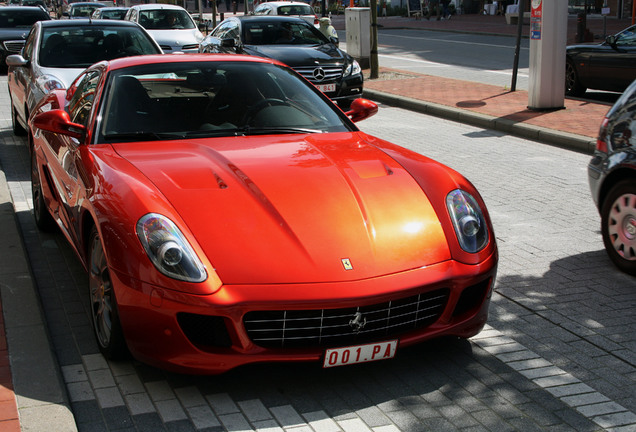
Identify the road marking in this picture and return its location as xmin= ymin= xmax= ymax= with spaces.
xmin=381 ymin=33 xmax=530 ymax=50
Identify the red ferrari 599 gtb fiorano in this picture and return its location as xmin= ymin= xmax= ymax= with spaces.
xmin=28 ymin=54 xmax=498 ymax=374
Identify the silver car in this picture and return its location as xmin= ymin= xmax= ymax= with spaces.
xmin=124 ymin=4 xmax=204 ymax=53
xmin=7 ymin=19 xmax=162 ymax=136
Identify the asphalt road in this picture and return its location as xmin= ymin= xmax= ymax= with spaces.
xmin=1 ymin=72 xmax=635 ymax=431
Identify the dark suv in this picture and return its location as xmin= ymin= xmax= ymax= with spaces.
xmin=0 ymin=6 xmax=51 ymax=68
xmin=588 ymin=79 xmax=636 ymax=276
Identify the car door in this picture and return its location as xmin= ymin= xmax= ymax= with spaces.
xmin=587 ymin=27 xmax=636 ymax=92
xmin=45 ymin=69 xmax=102 ymax=243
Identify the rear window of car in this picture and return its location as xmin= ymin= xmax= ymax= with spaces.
xmin=0 ymin=9 xmax=50 ymax=28
xmin=277 ymin=5 xmax=313 ymax=15
xmin=39 ymin=25 xmax=160 ymax=68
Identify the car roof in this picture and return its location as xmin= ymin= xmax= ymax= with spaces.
xmin=39 ymin=19 xmax=141 ymax=28
xmin=130 ymin=3 xmax=188 ymax=10
xmin=0 ymin=5 xmax=49 ymax=12
xmin=70 ymin=2 xmax=107 ymax=5
xmin=105 ymin=53 xmax=282 ymax=71
xmin=258 ymin=1 xmax=314 ymax=6
xmin=232 ymin=15 xmax=312 ymax=23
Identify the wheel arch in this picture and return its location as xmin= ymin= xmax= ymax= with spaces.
xmin=599 ymin=167 xmax=636 ymax=210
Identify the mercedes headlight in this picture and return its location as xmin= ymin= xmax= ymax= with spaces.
xmin=446 ymin=189 xmax=489 ymax=253
xmin=344 ymin=59 xmax=361 ymax=77
xmin=136 ymin=213 xmax=207 ymax=282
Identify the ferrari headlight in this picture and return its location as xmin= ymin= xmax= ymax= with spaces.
xmin=344 ymin=59 xmax=361 ymax=77
xmin=136 ymin=213 xmax=207 ymax=282
xmin=446 ymin=189 xmax=489 ymax=253
xmin=36 ymin=74 xmax=65 ymax=93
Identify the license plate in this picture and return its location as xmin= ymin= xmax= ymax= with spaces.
xmin=323 ymin=340 xmax=398 ymax=368
xmin=316 ymin=83 xmax=336 ymax=93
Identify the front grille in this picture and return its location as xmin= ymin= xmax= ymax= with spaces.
xmin=181 ymin=44 xmax=199 ymax=50
xmin=244 ymin=288 xmax=449 ymax=349
xmin=293 ymin=65 xmax=343 ymax=83
xmin=3 ymin=40 xmax=25 ymax=54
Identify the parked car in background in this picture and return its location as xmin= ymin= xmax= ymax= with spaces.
xmin=199 ymin=16 xmax=362 ymax=107
xmin=6 ymin=19 xmax=162 ymax=135
xmin=0 ymin=6 xmax=51 ymax=68
xmin=65 ymin=2 xmax=106 ymax=19
xmin=92 ymin=6 xmax=129 ymax=20
xmin=27 ymin=53 xmax=497 ymax=374
xmin=566 ymin=24 xmax=636 ymax=96
xmin=253 ymin=1 xmax=318 ymax=26
xmin=588 ymin=78 xmax=636 ymax=275
xmin=19 ymin=0 xmax=49 ymax=10
xmin=124 ymin=4 xmax=204 ymax=53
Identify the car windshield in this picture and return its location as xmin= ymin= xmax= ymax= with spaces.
xmin=139 ymin=9 xmax=196 ymax=30
xmin=0 ymin=9 xmax=49 ymax=28
xmin=98 ymin=61 xmax=352 ymax=142
xmin=39 ymin=26 xmax=160 ymax=67
xmin=243 ymin=20 xmax=327 ymax=45
xmin=615 ymin=25 xmax=636 ymax=46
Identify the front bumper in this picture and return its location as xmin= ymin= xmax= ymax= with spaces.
xmin=113 ymin=251 xmax=497 ymax=374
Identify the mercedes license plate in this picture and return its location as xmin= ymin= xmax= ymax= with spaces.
xmin=316 ymin=83 xmax=336 ymax=93
xmin=323 ymin=340 xmax=398 ymax=368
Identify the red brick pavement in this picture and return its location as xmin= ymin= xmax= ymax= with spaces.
xmin=364 ymin=72 xmax=612 ymax=139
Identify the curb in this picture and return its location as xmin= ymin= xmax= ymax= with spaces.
xmin=362 ymin=88 xmax=598 ymax=154
xmin=0 ymin=167 xmax=78 ymax=432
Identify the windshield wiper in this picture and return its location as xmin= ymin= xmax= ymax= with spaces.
xmin=103 ymin=131 xmax=185 ymax=141
xmin=238 ymin=126 xmax=323 ymax=135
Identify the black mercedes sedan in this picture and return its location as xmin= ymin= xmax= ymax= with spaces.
xmin=199 ymin=15 xmax=363 ymax=108
xmin=588 ymin=78 xmax=636 ymax=275
xmin=0 ymin=6 xmax=51 ymax=68
xmin=566 ymin=24 xmax=636 ymax=97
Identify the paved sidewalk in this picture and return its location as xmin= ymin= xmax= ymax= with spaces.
xmin=0 ymin=10 xmax=633 ymax=432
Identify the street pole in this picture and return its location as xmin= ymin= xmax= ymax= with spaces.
xmin=510 ymin=0 xmax=524 ymax=91
xmin=370 ymin=0 xmax=379 ymax=79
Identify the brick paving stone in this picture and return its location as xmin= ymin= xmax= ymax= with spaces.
xmin=302 ymin=410 xmax=342 ymax=432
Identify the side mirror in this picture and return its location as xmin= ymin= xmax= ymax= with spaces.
xmin=346 ymin=98 xmax=378 ymax=123
xmin=220 ymin=38 xmax=236 ymax=48
xmin=32 ymin=110 xmax=86 ymax=140
xmin=5 ymin=54 xmax=28 ymax=67
xmin=329 ymin=36 xmax=339 ymax=47
xmin=606 ymin=35 xmax=617 ymax=46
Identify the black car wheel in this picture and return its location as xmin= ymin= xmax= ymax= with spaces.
xmin=12 ymin=104 xmax=26 ymax=136
xmin=565 ymin=59 xmax=586 ymax=97
xmin=31 ymin=151 xmax=56 ymax=232
xmin=88 ymin=226 xmax=128 ymax=359
xmin=601 ymin=180 xmax=636 ymax=275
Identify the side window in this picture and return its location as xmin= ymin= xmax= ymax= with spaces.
xmin=225 ymin=22 xmax=239 ymax=40
xmin=68 ymin=70 xmax=102 ymax=127
xmin=213 ymin=21 xmax=236 ymax=39
xmin=22 ymin=27 xmax=37 ymax=60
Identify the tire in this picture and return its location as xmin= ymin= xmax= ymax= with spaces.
xmin=88 ymin=226 xmax=129 ymax=359
xmin=600 ymin=180 xmax=636 ymax=276
xmin=31 ymin=151 xmax=57 ymax=232
xmin=565 ymin=59 xmax=586 ymax=97
xmin=12 ymin=104 xmax=26 ymax=136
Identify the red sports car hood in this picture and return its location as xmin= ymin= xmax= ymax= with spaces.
xmin=114 ymin=132 xmax=451 ymax=284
